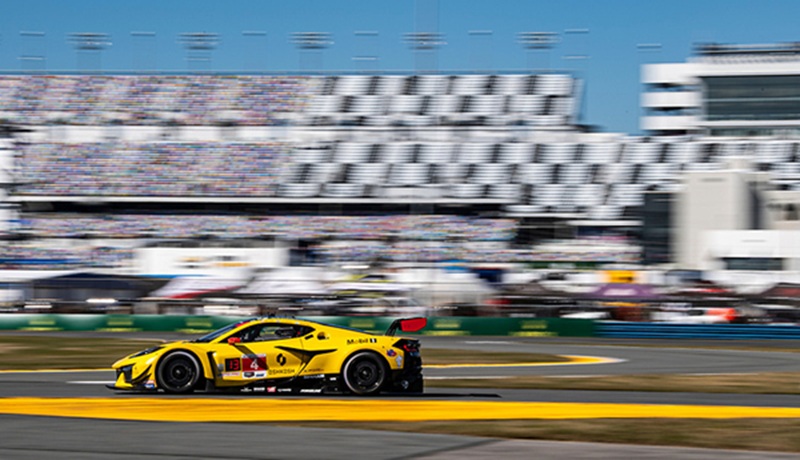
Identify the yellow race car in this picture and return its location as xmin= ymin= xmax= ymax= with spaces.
xmin=108 ymin=316 xmax=425 ymax=396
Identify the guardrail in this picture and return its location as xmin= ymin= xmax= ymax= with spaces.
xmin=0 ymin=314 xmax=596 ymax=337
xmin=596 ymin=322 xmax=800 ymax=340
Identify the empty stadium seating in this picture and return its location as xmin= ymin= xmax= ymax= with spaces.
xmin=273 ymin=139 xmax=723 ymax=212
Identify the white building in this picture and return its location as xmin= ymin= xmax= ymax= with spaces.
xmin=675 ymin=158 xmax=770 ymax=270
xmin=642 ymin=43 xmax=800 ymax=136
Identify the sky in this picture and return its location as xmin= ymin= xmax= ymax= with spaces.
xmin=1 ymin=0 xmax=800 ymax=134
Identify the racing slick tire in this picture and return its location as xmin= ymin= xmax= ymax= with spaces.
xmin=156 ymin=351 xmax=202 ymax=394
xmin=342 ymin=351 xmax=388 ymax=396
xmin=408 ymin=376 xmax=424 ymax=394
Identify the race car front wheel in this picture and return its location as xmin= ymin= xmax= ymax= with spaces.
xmin=342 ymin=351 xmax=387 ymax=396
xmin=156 ymin=351 xmax=202 ymax=394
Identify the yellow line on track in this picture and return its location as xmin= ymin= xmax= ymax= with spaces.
xmin=426 ymin=355 xmax=620 ymax=368
xmin=2 ymin=397 xmax=800 ymax=422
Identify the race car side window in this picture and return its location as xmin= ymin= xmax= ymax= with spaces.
xmin=236 ymin=323 xmax=314 ymax=342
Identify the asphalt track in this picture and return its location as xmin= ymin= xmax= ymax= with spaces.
xmin=1 ymin=335 xmax=800 ymax=459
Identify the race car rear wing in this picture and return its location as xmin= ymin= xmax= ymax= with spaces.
xmin=385 ymin=317 xmax=427 ymax=336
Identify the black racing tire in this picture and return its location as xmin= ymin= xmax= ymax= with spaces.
xmin=341 ymin=351 xmax=388 ymax=396
xmin=408 ymin=377 xmax=424 ymax=394
xmin=156 ymin=351 xmax=202 ymax=394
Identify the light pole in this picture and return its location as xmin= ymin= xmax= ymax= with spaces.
xmin=130 ymin=31 xmax=156 ymax=72
xmin=404 ymin=32 xmax=446 ymax=74
xmin=179 ymin=32 xmax=220 ymax=72
xmin=518 ymin=31 xmax=559 ymax=72
xmin=468 ymin=30 xmax=493 ymax=74
xmin=291 ymin=32 xmax=332 ymax=73
xmin=19 ymin=31 xmax=46 ymax=72
xmin=564 ymin=29 xmax=590 ymax=125
xmin=636 ymin=43 xmax=663 ymax=64
xmin=353 ymin=30 xmax=379 ymax=73
xmin=563 ymin=29 xmax=589 ymax=62
xmin=68 ymin=32 xmax=111 ymax=72
xmin=242 ymin=30 xmax=267 ymax=71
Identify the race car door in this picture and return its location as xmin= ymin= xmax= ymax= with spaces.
xmin=212 ymin=321 xmax=309 ymax=383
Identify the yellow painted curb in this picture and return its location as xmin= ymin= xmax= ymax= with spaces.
xmin=426 ymin=355 xmax=620 ymax=369
xmin=2 ymin=397 xmax=800 ymax=422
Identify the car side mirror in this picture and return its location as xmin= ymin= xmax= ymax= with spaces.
xmin=317 ymin=332 xmax=328 ymax=340
xmin=227 ymin=337 xmax=242 ymax=345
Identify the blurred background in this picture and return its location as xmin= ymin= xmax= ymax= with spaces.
xmin=2 ymin=0 xmax=800 ymax=326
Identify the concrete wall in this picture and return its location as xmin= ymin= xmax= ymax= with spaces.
xmin=676 ymin=168 xmax=753 ymax=269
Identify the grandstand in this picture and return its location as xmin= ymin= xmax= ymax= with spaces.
xmin=0 ymin=72 xmax=636 ymax=272
xmin=1 ymin=65 xmax=800 ymax=276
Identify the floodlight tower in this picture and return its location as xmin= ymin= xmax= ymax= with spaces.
xmin=468 ymin=30 xmax=493 ymax=73
xmin=563 ymin=28 xmax=589 ymax=62
xmin=637 ymin=42 xmax=663 ymax=64
xmin=20 ymin=31 xmax=47 ymax=72
xmin=179 ymin=32 xmax=220 ymax=72
xmin=69 ymin=32 xmax=111 ymax=72
xmin=564 ymin=29 xmax=590 ymax=125
xmin=130 ymin=31 xmax=156 ymax=72
xmin=404 ymin=32 xmax=446 ymax=74
xmin=406 ymin=0 xmax=444 ymax=74
xmin=242 ymin=30 xmax=267 ymax=71
xmin=518 ymin=31 xmax=559 ymax=72
xmin=291 ymin=32 xmax=332 ymax=73
xmin=353 ymin=30 xmax=379 ymax=73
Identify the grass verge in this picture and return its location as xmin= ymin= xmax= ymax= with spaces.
xmin=0 ymin=335 xmax=164 ymax=369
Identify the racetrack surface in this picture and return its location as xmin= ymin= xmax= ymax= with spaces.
xmin=4 ymin=415 xmax=800 ymax=460
xmin=2 ymin=335 xmax=800 ymax=459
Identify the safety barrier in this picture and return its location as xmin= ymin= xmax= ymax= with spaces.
xmin=313 ymin=316 xmax=595 ymax=337
xmin=0 ymin=314 xmax=237 ymax=333
xmin=596 ymin=322 xmax=800 ymax=340
xmin=4 ymin=314 xmax=800 ymax=339
xmin=0 ymin=314 xmax=596 ymax=337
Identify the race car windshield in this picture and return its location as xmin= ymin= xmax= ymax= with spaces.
xmin=192 ymin=319 xmax=255 ymax=343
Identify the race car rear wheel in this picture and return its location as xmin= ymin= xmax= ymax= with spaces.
xmin=342 ymin=351 xmax=387 ymax=396
xmin=156 ymin=351 xmax=201 ymax=394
